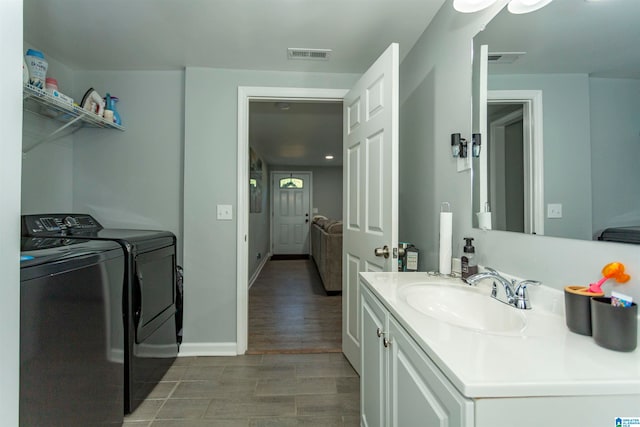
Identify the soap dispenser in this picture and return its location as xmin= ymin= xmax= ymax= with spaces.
xmin=461 ymin=237 xmax=478 ymax=279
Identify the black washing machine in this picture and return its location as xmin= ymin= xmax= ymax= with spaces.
xmin=20 ymin=236 xmax=125 ymax=426
xmin=22 ymin=214 xmax=181 ymax=414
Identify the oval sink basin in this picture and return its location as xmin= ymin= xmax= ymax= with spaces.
xmin=398 ymin=283 xmax=527 ymax=335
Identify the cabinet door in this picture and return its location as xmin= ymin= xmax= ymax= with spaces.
xmin=388 ymin=317 xmax=474 ymax=427
xmin=361 ymin=286 xmax=388 ymax=427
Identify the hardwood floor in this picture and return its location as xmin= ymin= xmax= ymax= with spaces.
xmin=248 ymin=258 xmax=342 ymax=354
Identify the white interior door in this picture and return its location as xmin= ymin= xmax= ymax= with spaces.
xmin=272 ymin=172 xmax=311 ymax=255
xmin=343 ymin=43 xmax=399 ymax=374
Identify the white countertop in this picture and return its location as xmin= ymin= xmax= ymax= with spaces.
xmin=360 ymin=271 xmax=640 ymax=398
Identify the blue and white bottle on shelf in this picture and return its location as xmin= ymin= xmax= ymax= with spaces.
xmin=104 ymin=93 xmax=122 ymax=126
xmin=111 ymin=95 xmax=122 ymax=125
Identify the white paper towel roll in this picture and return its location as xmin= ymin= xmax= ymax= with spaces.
xmin=477 ymin=211 xmax=492 ymax=230
xmin=439 ymin=211 xmax=453 ymax=275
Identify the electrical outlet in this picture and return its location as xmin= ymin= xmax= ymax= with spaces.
xmin=217 ymin=204 xmax=233 ymax=220
xmin=547 ymin=203 xmax=562 ymax=219
xmin=451 ymin=257 xmax=462 ymax=274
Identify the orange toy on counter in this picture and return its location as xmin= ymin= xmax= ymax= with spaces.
xmin=587 ymin=262 xmax=630 ymax=293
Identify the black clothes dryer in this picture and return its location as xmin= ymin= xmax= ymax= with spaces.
xmin=22 ymin=214 xmax=180 ymax=414
xmin=20 ymin=237 xmax=125 ymax=426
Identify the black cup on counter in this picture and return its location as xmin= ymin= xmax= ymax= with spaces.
xmin=564 ymin=285 xmax=603 ymax=336
xmin=590 ymin=297 xmax=638 ymax=352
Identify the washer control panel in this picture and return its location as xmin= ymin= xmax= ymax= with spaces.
xmin=22 ymin=214 xmax=103 ymax=236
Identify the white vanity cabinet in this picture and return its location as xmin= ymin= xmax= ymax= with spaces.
xmin=360 ymin=272 xmax=640 ymax=427
xmin=361 ymin=285 xmax=474 ymax=427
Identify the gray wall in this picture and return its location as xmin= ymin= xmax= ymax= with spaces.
xmin=183 ymin=68 xmax=358 ymax=348
xmin=399 ymin=0 xmax=639 ymax=304
xmin=488 ymin=73 xmax=592 ymax=239
xmin=248 ymin=149 xmax=270 ymax=280
xmin=21 ymin=44 xmax=75 ymax=213
xmin=590 ymin=77 xmax=640 ymax=233
xmin=1 ymin=0 xmax=22 ymax=422
xmin=71 ymin=70 xmax=185 ymax=263
xmin=309 ymin=166 xmax=343 ymax=220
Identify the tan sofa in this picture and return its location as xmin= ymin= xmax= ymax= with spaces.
xmin=310 ymin=217 xmax=343 ymax=294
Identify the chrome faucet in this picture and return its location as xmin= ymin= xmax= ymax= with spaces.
xmin=464 ymin=267 xmax=541 ymax=309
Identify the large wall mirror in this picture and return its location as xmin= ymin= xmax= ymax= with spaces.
xmin=471 ymin=0 xmax=640 ymax=244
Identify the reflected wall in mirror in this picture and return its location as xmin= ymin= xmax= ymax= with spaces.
xmin=471 ymin=0 xmax=640 ymax=244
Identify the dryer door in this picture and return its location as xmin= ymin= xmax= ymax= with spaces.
xmin=133 ymin=244 xmax=176 ymax=344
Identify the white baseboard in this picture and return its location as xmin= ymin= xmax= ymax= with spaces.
xmin=248 ymin=251 xmax=271 ymax=289
xmin=178 ymin=342 xmax=238 ymax=357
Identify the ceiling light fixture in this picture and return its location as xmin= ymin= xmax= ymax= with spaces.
xmin=325 ymin=155 xmax=334 ymax=160
xmin=453 ymin=0 xmax=499 ymax=13
xmin=453 ymin=0 xmax=553 ymax=13
xmin=507 ymin=0 xmax=553 ymax=14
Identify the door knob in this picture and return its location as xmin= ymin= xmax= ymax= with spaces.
xmin=374 ymin=245 xmax=390 ymax=259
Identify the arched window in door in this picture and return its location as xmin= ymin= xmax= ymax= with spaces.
xmin=279 ymin=177 xmax=304 ymax=189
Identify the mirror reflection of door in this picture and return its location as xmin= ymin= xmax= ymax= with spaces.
xmin=488 ymin=104 xmax=525 ymax=233
xmin=477 ymin=90 xmax=544 ymax=236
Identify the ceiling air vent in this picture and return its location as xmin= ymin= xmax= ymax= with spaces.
xmin=287 ymin=48 xmax=332 ymax=61
xmin=488 ymin=52 xmax=526 ymax=64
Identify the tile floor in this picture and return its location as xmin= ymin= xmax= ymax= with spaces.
xmin=123 ymin=353 xmax=360 ymax=426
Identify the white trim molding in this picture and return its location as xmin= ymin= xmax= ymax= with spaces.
xmin=178 ymin=342 xmax=238 ymax=357
xmin=248 ymin=251 xmax=271 ymax=289
xmin=487 ymin=89 xmax=544 ymax=236
xmin=236 ymin=86 xmax=348 ymax=355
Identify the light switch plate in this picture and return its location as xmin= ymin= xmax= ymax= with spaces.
xmin=457 ymin=156 xmax=471 ymax=172
xmin=217 ymin=204 xmax=233 ymax=220
xmin=547 ymin=203 xmax=562 ymax=219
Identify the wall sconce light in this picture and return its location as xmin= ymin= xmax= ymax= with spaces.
xmin=451 ymin=133 xmax=467 ymax=158
xmin=452 ymin=133 xmax=482 ymax=158
xmin=472 ymin=133 xmax=481 ymax=157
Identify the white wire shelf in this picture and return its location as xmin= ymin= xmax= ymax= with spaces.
xmin=22 ymin=84 xmax=124 ymax=153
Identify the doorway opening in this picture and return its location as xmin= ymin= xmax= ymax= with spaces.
xmin=487 ymin=104 xmax=525 ymax=232
xmin=483 ymin=90 xmax=545 ymax=235
xmin=237 ymin=87 xmax=348 ymax=355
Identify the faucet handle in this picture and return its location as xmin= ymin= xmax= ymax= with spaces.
xmin=515 ymin=279 xmax=541 ymax=292
xmin=514 ymin=280 xmax=541 ymax=309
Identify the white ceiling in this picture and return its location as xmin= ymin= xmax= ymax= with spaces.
xmin=24 ymin=0 xmax=448 ymax=167
xmin=27 ymin=0 xmax=638 ymax=166
xmin=24 ymin=0 xmax=447 ymax=73
xmin=250 ymin=101 xmax=343 ymax=166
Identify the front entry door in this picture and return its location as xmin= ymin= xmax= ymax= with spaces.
xmin=342 ymin=43 xmax=399 ymax=374
xmin=272 ymin=172 xmax=311 ymax=255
